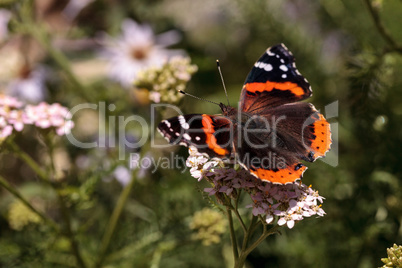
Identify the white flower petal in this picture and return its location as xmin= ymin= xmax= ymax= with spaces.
xmin=277 ymin=218 xmax=287 ymax=226
xmin=287 ymin=220 xmax=295 ymax=229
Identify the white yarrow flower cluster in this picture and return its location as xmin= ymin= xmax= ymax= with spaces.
xmin=186 ymin=148 xmax=326 ymax=229
xmin=135 ymin=56 xmax=198 ymax=104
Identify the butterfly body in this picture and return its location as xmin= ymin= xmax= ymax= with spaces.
xmin=158 ymin=44 xmax=331 ymax=184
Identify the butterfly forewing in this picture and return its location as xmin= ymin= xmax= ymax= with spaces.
xmin=240 ymin=44 xmax=312 ymax=113
xmin=158 ymin=114 xmax=233 ymax=157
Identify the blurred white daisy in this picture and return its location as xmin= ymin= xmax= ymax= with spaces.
xmin=7 ymin=65 xmax=47 ymax=104
xmin=100 ymin=19 xmax=182 ymax=88
xmin=0 ymin=42 xmax=47 ymax=104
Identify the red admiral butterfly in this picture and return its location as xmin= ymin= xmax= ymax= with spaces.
xmin=158 ymin=44 xmax=331 ymax=184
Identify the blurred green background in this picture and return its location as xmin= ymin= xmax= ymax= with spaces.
xmin=0 ymin=0 xmax=401 ymax=267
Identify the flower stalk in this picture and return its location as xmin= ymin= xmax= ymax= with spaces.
xmin=95 ymin=142 xmax=150 ymax=267
xmin=45 ymin=134 xmax=88 ymax=268
xmin=226 ymin=207 xmax=239 ymax=262
xmin=6 ymin=137 xmax=87 ymax=268
xmin=0 ymin=175 xmax=59 ymax=231
xmin=95 ymin=169 xmax=137 ymax=266
xmin=6 ymin=139 xmax=49 ymax=183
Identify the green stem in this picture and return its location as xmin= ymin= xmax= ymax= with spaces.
xmin=240 ymin=215 xmax=258 ymax=253
xmin=7 ymin=140 xmax=49 ymax=183
xmin=46 ymin=135 xmax=87 ymax=268
xmin=7 ymin=138 xmax=87 ymax=267
xmin=232 ymin=190 xmax=246 ymax=233
xmin=56 ymin=191 xmax=87 ymax=268
xmin=232 ymin=207 xmax=246 ymax=234
xmin=226 ymin=207 xmax=239 ymax=263
xmin=245 ymin=225 xmax=279 ymax=256
xmin=363 ymin=0 xmax=402 ymax=53
xmin=235 ymin=224 xmax=279 ymax=268
xmin=95 ymin=138 xmax=152 ymax=267
xmin=0 ymin=175 xmax=59 ymax=232
xmin=95 ymin=164 xmax=138 ymax=267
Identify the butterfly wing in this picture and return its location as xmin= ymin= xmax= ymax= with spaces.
xmin=240 ymin=43 xmax=312 ymax=113
xmin=263 ymin=102 xmax=331 ymax=161
xmin=235 ymin=102 xmax=331 ymax=184
xmin=158 ymin=114 xmax=233 ymax=157
xmin=235 ymin=125 xmax=308 ymax=184
xmin=235 ymin=43 xmax=331 ymax=184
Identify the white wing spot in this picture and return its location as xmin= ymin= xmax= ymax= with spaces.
xmin=183 ymin=133 xmax=191 ymax=140
xmin=195 ymin=136 xmax=201 ymax=141
xmin=264 ymin=64 xmax=273 ymax=71
xmin=280 ymin=59 xmax=285 ymax=63
xmin=169 ymin=128 xmax=173 ymax=132
xmin=255 ymin=62 xmax=272 ymax=71
xmin=266 ymin=49 xmax=275 ymax=56
xmin=163 ymin=120 xmax=171 ymax=128
xmin=175 ymin=132 xmax=180 ymax=136
xmin=282 ymin=74 xmax=287 ymax=79
xmin=280 ymin=65 xmax=288 ymax=72
xmin=178 ymin=115 xmax=189 ymax=129
xmin=157 ymin=127 xmax=171 ymax=142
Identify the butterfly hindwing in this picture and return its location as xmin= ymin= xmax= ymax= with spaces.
xmin=233 ymin=112 xmax=308 ymax=184
xmin=158 ymin=114 xmax=233 ymax=157
xmin=257 ymin=102 xmax=331 ymax=162
xmin=240 ymin=44 xmax=312 ymax=113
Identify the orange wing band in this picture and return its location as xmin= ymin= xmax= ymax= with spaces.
xmin=201 ymin=115 xmax=229 ymax=156
xmin=245 ymin=81 xmax=305 ymax=97
xmin=309 ymin=113 xmax=331 ymax=157
xmin=250 ymin=164 xmax=307 ymax=184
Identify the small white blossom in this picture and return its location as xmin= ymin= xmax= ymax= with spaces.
xmin=191 ymin=161 xmax=218 ymax=181
xmin=114 ymin=165 xmax=132 ymax=186
xmin=185 ymin=148 xmax=326 ymax=229
xmin=277 ymin=213 xmax=301 ymax=229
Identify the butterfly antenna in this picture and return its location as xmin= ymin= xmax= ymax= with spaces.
xmin=178 ymin=90 xmax=220 ymax=106
xmin=216 ymin=60 xmax=230 ymax=106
